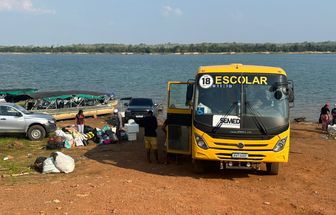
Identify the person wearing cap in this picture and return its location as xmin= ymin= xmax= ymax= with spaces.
xmin=143 ymin=110 xmax=159 ymax=163
xmin=110 ymin=108 xmax=123 ymax=131
xmin=331 ymin=104 xmax=336 ymax=125
xmin=320 ymin=103 xmax=330 ymax=132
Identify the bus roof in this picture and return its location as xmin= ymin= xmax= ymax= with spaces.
xmin=198 ymin=64 xmax=287 ymax=76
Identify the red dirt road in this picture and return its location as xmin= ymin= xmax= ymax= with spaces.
xmin=0 ymin=118 xmax=335 ymax=215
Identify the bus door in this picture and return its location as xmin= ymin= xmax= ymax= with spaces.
xmin=166 ymin=82 xmax=193 ymax=155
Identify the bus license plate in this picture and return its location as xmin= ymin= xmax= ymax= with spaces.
xmin=232 ymin=153 xmax=248 ymax=159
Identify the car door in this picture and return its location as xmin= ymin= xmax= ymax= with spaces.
xmin=166 ymin=82 xmax=193 ymax=155
xmin=0 ymin=105 xmax=25 ymax=132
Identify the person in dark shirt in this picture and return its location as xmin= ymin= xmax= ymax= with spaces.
xmin=332 ymin=104 xmax=336 ymax=125
xmin=143 ymin=110 xmax=158 ymax=163
xmin=75 ymin=109 xmax=85 ymax=134
xmin=320 ymin=103 xmax=330 ymax=132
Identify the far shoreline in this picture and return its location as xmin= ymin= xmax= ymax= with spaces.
xmin=0 ymin=51 xmax=336 ymax=55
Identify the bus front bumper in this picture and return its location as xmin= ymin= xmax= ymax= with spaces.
xmin=194 ymin=148 xmax=289 ymax=163
xmin=192 ymin=128 xmax=290 ymax=163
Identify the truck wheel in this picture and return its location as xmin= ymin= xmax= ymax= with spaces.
xmin=266 ymin=163 xmax=279 ymax=175
xmin=193 ymin=159 xmax=205 ymax=174
xmin=27 ymin=125 xmax=46 ymax=141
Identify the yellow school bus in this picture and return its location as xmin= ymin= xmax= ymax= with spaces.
xmin=166 ymin=64 xmax=294 ymax=175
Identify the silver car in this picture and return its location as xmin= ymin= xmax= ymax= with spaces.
xmin=0 ymin=103 xmax=56 ymax=141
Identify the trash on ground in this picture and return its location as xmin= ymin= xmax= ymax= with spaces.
xmin=34 ymin=151 xmax=75 ymax=174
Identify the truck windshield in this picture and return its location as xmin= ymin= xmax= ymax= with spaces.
xmin=129 ymin=98 xmax=153 ymax=106
xmin=194 ymin=73 xmax=289 ymax=135
xmin=13 ymin=104 xmax=30 ymax=114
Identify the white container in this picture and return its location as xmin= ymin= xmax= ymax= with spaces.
xmin=127 ymin=132 xmax=137 ymax=141
xmin=125 ymin=122 xmax=139 ymax=133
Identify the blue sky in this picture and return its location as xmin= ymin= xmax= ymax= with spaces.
xmin=0 ymin=0 xmax=335 ymax=45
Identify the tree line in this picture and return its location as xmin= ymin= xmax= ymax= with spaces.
xmin=1 ymin=42 xmax=336 ymax=54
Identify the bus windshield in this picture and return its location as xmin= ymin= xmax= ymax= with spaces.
xmin=194 ymin=73 xmax=289 ymax=135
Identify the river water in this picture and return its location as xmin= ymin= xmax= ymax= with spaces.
xmin=0 ymin=53 xmax=335 ymax=121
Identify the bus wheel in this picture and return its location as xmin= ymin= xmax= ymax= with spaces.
xmin=193 ymin=159 xmax=205 ymax=174
xmin=266 ymin=163 xmax=279 ymax=175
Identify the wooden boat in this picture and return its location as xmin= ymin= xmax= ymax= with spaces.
xmin=43 ymin=101 xmax=117 ymax=121
xmin=6 ymin=90 xmax=117 ymax=120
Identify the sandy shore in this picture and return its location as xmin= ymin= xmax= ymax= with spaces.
xmin=0 ymin=118 xmax=335 ymax=214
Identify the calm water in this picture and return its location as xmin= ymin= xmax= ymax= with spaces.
xmin=0 ymin=53 xmax=335 ymax=121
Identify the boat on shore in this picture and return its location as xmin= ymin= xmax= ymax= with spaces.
xmin=3 ymin=90 xmax=117 ymax=120
xmin=0 ymin=88 xmax=38 ymax=102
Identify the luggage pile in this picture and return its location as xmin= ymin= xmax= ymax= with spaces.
xmin=47 ymin=126 xmax=91 ymax=149
xmin=47 ymin=124 xmax=126 ymax=149
xmin=92 ymin=125 xmax=127 ymax=144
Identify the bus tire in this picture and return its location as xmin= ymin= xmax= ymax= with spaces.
xmin=27 ymin=125 xmax=46 ymax=141
xmin=266 ymin=163 xmax=279 ymax=175
xmin=193 ymin=159 xmax=205 ymax=174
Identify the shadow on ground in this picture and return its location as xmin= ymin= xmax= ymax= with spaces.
xmin=84 ymin=128 xmax=268 ymax=180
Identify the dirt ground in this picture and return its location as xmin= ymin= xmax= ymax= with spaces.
xmin=0 ymin=117 xmax=335 ymax=215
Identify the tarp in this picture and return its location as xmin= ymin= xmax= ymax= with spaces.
xmin=0 ymin=88 xmax=38 ymax=96
xmin=26 ymin=91 xmax=106 ymax=101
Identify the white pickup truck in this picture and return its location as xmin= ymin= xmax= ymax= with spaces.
xmin=0 ymin=103 xmax=56 ymax=141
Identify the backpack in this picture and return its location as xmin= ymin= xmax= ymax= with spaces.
xmin=47 ymin=137 xmax=64 ymax=150
xmin=86 ymin=131 xmax=95 ymax=140
xmin=118 ymin=130 xmax=128 ymax=141
xmin=102 ymin=125 xmax=111 ymax=132
xmin=84 ymin=125 xmax=94 ymax=133
xmin=108 ymin=116 xmax=120 ymax=127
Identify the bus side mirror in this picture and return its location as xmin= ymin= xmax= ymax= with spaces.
xmin=288 ymin=80 xmax=294 ymax=103
xmin=186 ymin=83 xmax=194 ymax=106
xmin=287 ymin=80 xmax=294 ymax=108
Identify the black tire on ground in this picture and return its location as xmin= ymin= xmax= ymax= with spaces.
xmin=193 ymin=159 xmax=205 ymax=174
xmin=266 ymin=163 xmax=280 ymax=175
xmin=27 ymin=125 xmax=46 ymax=141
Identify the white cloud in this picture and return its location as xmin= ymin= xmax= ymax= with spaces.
xmin=0 ymin=0 xmax=55 ymax=14
xmin=162 ymin=5 xmax=182 ymax=17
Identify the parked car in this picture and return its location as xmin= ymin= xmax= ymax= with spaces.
xmin=0 ymin=103 xmax=56 ymax=141
xmin=124 ymin=98 xmax=159 ymax=124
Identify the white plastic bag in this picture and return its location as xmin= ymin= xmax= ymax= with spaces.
xmin=53 ymin=152 xmax=75 ymax=173
xmin=55 ymin=129 xmax=66 ymax=137
xmin=328 ymin=125 xmax=336 ymax=134
xmin=42 ymin=157 xmax=60 ymax=174
xmin=55 ymin=129 xmax=73 ymax=141
xmin=74 ymin=137 xmax=84 ymax=146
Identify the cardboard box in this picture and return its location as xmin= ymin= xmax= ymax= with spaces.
xmin=125 ymin=123 xmax=139 ymax=133
xmin=127 ymin=132 xmax=137 ymax=141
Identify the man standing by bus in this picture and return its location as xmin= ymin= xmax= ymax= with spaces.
xmin=143 ymin=110 xmax=159 ymax=163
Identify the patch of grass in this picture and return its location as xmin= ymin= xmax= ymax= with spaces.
xmin=0 ymin=135 xmax=92 ymax=178
xmin=0 ymin=136 xmax=50 ymax=176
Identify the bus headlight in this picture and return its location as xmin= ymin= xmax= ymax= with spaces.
xmin=273 ymin=137 xmax=287 ymax=152
xmin=195 ymin=134 xmax=208 ymax=150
